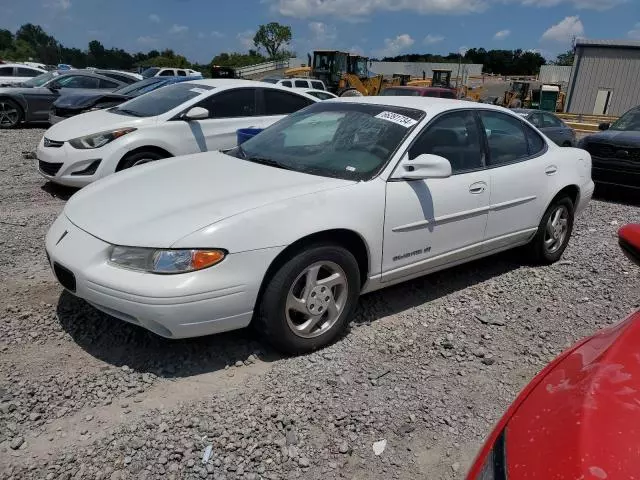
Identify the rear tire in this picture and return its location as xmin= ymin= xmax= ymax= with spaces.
xmin=0 ymin=99 xmax=23 ymax=129
xmin=525 ymin=196 xmax=574 ymax=264
xmin=118 ymin=150 xmax=168 ymax=171
xmin=256 ymin=244 xmax=360 ymax=355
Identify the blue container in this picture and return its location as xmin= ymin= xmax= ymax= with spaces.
xmin=236 ymin=128 xmax=263 ymax=145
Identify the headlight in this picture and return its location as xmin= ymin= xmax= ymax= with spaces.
xmin=109 ymin=246 xmax=226 ymax=274
xmin=475 ymin=430 xmax=507 ymax=479
xmin=69 ymin=128 xmax=136 ymax=149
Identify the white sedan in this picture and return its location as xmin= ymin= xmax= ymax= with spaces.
xmin=35 ymin=79 xmax=319 ymax=187
xmin=45 ymin=97 xmax=594 ymax=353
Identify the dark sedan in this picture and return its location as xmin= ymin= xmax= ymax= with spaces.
xmin=49 ymin=76 xmax=194 ymax=124
xmin=578 ymin=105 xmax=640 ymax=189
xmin=0 ymin=71 xmax=129 ymax=128
xmin=513 ymin=109 xmax=577 ymax=146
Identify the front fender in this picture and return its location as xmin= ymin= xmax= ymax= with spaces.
xmin=0 ymin=93 xmax=28 ymax=114
xmin=172 ymin=179 xmax=387 ymax=277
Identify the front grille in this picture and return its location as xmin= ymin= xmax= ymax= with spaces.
xmin=43 ymin=137 xmax=64 ymax=148
xmin=38 ymin=160 xmax=63 ymax=176
xmin=53 ymin=262 xmax=76 ymax=293
xmin=587 ymin=142 xmax=640 ymax=161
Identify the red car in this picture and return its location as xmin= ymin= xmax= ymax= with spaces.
xmin=379 ymin=86 xmax=457 ymax=99
xmin=467 ymin=223 xmax=640 ymax=480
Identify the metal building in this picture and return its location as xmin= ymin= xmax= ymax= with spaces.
xmin=538 ymin=65 xmax=572 ymax=90
xmin=566 ymin=38 xmax=640 ymax=116
xmin=369 ymin=62 xmax=483 ymax=84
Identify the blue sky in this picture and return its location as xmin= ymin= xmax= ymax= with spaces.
xmin=1 ymin=0 xmax=638 ymax=63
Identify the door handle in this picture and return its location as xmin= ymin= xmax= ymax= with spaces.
xmin=545 ymin=165 xmax=558 ymax=175
xmin=469 ymin=182 xmax=486 ymax=194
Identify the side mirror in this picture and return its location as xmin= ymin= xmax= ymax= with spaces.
xmin=598 ymin=122 xmax=610 ymax=131
xmin=619 ymin=224 xmax=640 ymax=267
xmin=48 ymin=84 xmax=60 ymax=92
xmin=183 ymin=106 xmax=209 ymax=121
xmin=393 ymin=153 xmax=452 ymax=180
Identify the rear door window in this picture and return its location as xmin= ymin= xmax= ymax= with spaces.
xmin=98 ymin=78 xmax=119 ymax=89
xmin=204 ymin=88 xmax=257 ymax=118
xmin=479 ymin=111 xmax=545 ymax=166
xmin=0 ymin=67 xmax=14 ymax=77
xmin=56 ymin=75 xmax=100 ymax=88
xmin=159 ymin=69 xmax=174 ymax=76
xmin=311 ymin=81 xmax=324 ymax=90
xmin=177 ymin=70 xmax=187 ymax=77
xmin=263 ymin=89 xmax=314 ymax=115
xmin=17 ymin=67 xmax=40 ymax=77
xmin=294 ymin=80 xmax=308 ymax=88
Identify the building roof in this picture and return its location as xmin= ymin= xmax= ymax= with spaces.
xmin=575 ymin=38 xmax=640 ymax=49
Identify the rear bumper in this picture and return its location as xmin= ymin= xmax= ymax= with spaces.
xmin=592 ymin=157 xmax=640 ymax=189
xmin=576 ymin=180 xmax=595 ymax=216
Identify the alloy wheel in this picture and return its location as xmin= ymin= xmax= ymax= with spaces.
xmin=285 ymin=261 xmax=349 ymax=339
xmin=0 ymin=102 xmax=19 ymax=127
xmin=544 ymin=205 xmax=569 ymax=254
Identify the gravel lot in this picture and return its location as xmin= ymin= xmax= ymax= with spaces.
xmin=1 ymin=127 xmax=639 ymax=480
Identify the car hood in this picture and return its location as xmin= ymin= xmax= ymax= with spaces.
xmin=44 ymin=108 xmax=152 ymax=140
xmin=505 ymin=311 xmax=640 ymax=479
xmin=64 ymin=151 xmax=355 ymax=249
xmin=54 ymin=92 xmax=128 ymax=109
xmin=584 ymin=130 xmax=640 ymax=147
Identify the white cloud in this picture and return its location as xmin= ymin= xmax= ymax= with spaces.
xmin=211 ymin=31 xmax=225 ymax=38
xmin=309 ymin=21 xmax=337 ymax=43
xmin=44 ymin=0 xmax=71 ymax=10
xmin=237 ymin=30 xmax=255 ymax=49
xmin=149 ymin=13 xmax=160 ymax=23
xmin=137 ymin=36 xmax=159 ymax=46
xmin=348 ymin=45 xmax=365 ymax=55
xmin=424 ymin=34 xmax=444 ymax=45
xmin=520 ymin=0 xmax=625 ymax=10
xmin=375 ymin=33 xmax=414 ymax=58
xmin=494 ymin=29 xmax=511 ymax=40
xmin=169 ymin=24 xmax=189 ymax=34
xmin=541 ymin=16 xmax=584 ymax=43
xmin=272 ymin=0 xmax=487 ymax=19
xmin=197 ymin=32 xmax=206 ymax=39
xmin=629 ymin=22 xmax=640 ymax=40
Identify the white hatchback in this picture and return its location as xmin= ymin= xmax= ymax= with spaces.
xmin=45 ymin=97 xmax=594 ymax=354
xmin=35 ymin=79 xmax=319 ymax=187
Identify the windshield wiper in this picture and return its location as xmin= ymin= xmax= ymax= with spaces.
xmin=115 ymin=108 xmax=144 ymax=117
xmin=245 ymin=156 xmax=295 ymax=171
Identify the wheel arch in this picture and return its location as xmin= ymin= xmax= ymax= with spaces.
xmin=253 ymin=228 xmax=371 ymax=312
xmin=552 ymin=184 xmax=580 ymax=208
xmin=115 ymin=145 xmax=173 ymax=171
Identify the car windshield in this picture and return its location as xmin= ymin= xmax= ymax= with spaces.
xmin=228 ymin=102 xmax=425 ymax=181
xmin=115 ymin=78 xmax=166 ymax=96
xmin=112 ymin=82 xmax=213 ymax=117
xmin=380 ymin=88 xmax=421 ymax=97
xmin=610 ymin=108 xmax=640 ymax=131
xmin=22 ymin=71 xmax=58 ymax=87
xmin=141 ymin=68 xmax=160 ymax=79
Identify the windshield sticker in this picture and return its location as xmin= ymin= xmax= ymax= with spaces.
xmin=374 ymin=111 xmax=418 ymax=128
xmin=189 ymin=88 xmax=209 ymax=94
xmin=346 ymin=166 xmax=356 ymax=172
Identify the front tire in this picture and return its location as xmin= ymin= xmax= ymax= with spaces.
xmin=117 ymin=150 xmax=168 ymax=171
xmin=526 ymin=196 xmax=574 ymax=264
xmin=0 ymin=99 xmax=22 ymax=129
xmin=257 ymin=244 xmax=360 ymax=354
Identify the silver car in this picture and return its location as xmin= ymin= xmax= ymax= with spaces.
xmin=513 ymin=109 xmax=577 ymax=147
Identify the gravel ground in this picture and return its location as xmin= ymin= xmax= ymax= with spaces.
xmin=1 ymin=127 xmax=639 ymax=480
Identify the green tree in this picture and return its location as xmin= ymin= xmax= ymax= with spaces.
xmin=0 ymin=29 xmax=13 ymax=51
xmin=253 ymin=22 xmax=292 ymax=59
xmin=210 ymin=51 xmax=266 ymax=68
xmin=554 ymin=49 xmax=575 ymax=66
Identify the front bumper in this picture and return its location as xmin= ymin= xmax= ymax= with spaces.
xmin=36 ymin=136 xmax=118 ymax=187
xmin=45 ymin=214 xmax=281 ymax=339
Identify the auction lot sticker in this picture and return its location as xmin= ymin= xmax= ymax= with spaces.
xmin=375 ymin=111 xmax=419 ymax=128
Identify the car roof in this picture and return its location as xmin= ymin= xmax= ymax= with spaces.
xmin=331 ymin=95 xmax=517 ymax=115
xmin=182 ymin=78 xmax=321 ymax=99
xmin=1 ymin=63 xmax=46 ymax=70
